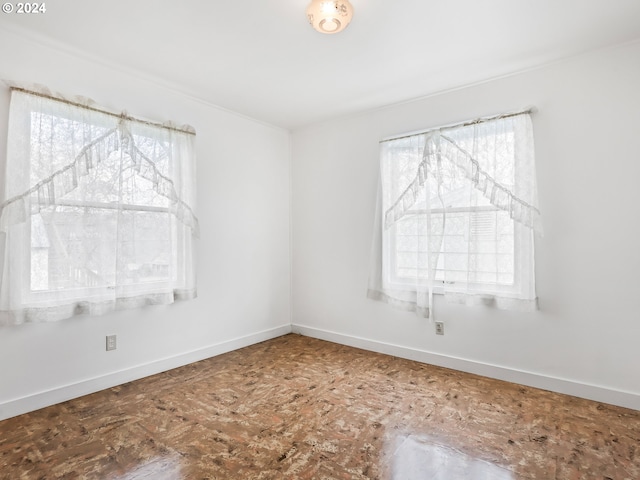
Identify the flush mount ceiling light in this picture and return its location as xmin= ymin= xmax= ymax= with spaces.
xmin=306 ymin=0 xmax=354 ymax=34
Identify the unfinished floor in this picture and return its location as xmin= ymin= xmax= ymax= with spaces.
xmin=0 ymin=334 xmax=638 ymax=479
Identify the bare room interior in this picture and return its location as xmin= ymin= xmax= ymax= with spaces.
xmin=1 ymin=1 xmax=639 ymax=478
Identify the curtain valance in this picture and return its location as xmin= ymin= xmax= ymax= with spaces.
xmin=368 ymin=112 xmax=541 ymax=319
xmin=0 ymin=86 xmax=199 ymax=324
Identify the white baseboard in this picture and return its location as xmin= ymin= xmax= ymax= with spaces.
xmin=292 ymin=324 xmax=640 ymax=411
xmin=4 ymin=322 xmax=637 ymax=420
xmin=0 ymin=324 xmax=292 ymax=421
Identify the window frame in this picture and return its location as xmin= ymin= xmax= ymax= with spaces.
xmin=7 ymin=89 xmax=197 ymax=315
xmin=381 ymin=133 xmax=532 ymax=300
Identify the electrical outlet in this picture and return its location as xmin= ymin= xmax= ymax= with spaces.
xmin=435 ymin=322 xmax=445 ymax=335
xmin=106 ymin=335 xmax=117 ymax=351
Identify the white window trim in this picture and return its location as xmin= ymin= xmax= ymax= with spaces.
xmin=0 ymin=86 xmax=198 ymax=325
xmin=368 ymin=110 xmax=541 ymax=318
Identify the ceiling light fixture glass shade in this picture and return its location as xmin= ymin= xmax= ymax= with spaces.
xmin=306 ymin=0 xmax=354 ymax=34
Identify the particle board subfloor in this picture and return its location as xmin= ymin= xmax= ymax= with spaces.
xmin=0 ymin=334 xmax=638 ymax=479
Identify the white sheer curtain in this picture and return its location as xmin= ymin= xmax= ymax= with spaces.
xmin=0 ymin=86 xmax=199 ymax=325
xmin=368 ymin=112 xmax=542 ymax=318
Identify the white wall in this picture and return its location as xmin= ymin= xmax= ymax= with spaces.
xmin=0 ymin=27 xmax=291 ymax=419
xmin=292 ymin=41 xmax=640 ymax=410
xmin=2 ymin=27 xmax=638 ymax=419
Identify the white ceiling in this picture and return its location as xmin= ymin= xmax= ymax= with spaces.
xmin=2 ymin=0 xmax=640 ymax=129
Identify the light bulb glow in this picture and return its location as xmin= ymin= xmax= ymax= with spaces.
xmin=320 ymin=2 xmax=336 ymax=14
xmin=306 ymin=0 xmax=353 ymax=35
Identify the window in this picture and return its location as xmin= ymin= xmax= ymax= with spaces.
xmin=0 ymin=87 xmax=198 ymax=324
xmin=368 ymin=112 xmax=541 ymax=317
